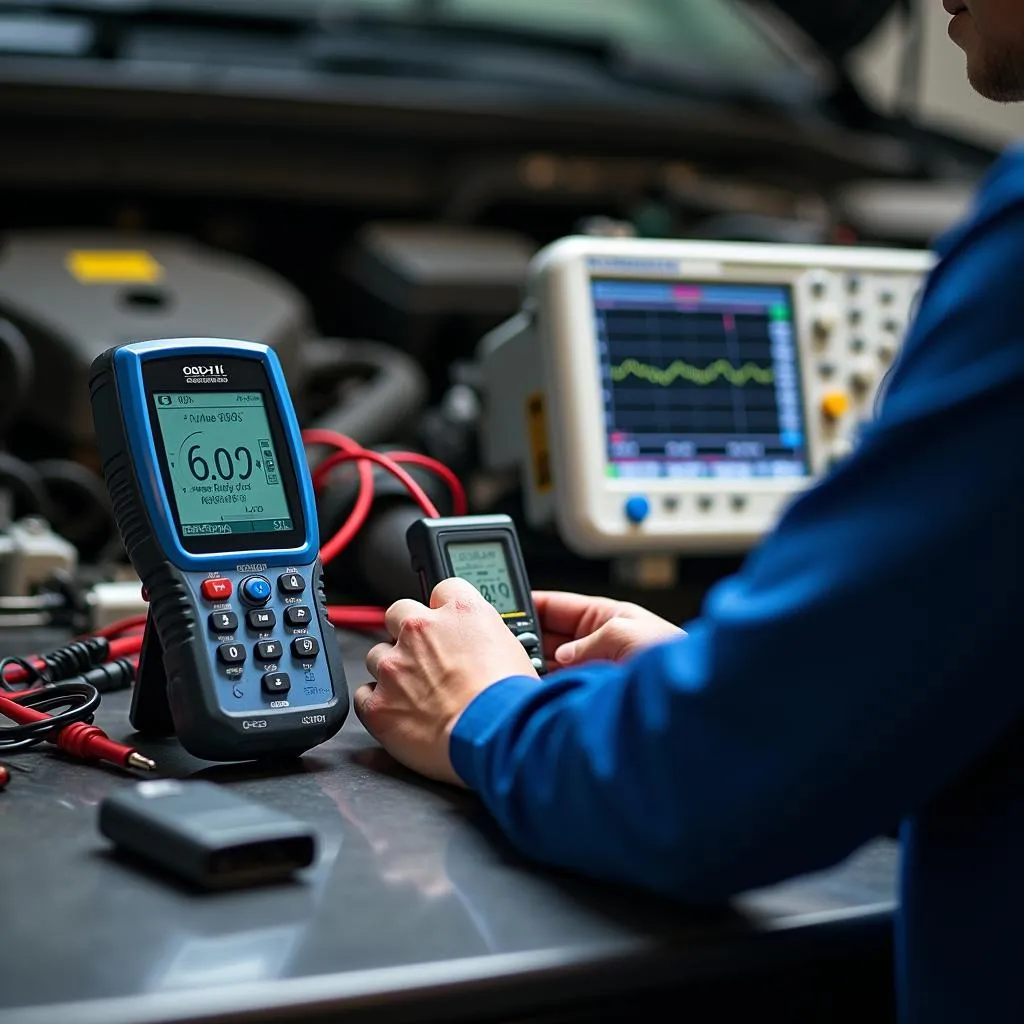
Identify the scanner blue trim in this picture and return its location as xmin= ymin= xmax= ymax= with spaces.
xmin=113 ymin=339 xmax=318 ymax=572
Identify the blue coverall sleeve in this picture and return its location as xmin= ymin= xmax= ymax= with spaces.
xmin=450 ymin=162 xmax=1024 ymax=903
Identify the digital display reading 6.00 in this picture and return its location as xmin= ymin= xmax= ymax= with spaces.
xmin=447 ymin=541 xmax=520 ymax=615
xmin=153 ymin=391 xmax=293 ymax=538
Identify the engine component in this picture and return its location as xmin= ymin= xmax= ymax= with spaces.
xmin=316 ymin=452 xmax=453 ymax=607
xmin=343 ymin=222 xmax=535 ymax=357
xmin=0 ymin=516 xmax=77 ymax=598
xmin=0 ymin=453 xmax=54 ymax=523
xmin=0 ymin=317 xmax=33 ymax=443
xmin=0 ymin=231 xmax=312 ymax=447
xmin=86 ymin=580 xmax=148 ymax=633
xmin=302 ymin=337 xmax=428 ymax=450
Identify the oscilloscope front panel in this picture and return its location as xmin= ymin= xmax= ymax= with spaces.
xmin=484 ymin=236 xmax=935 ymax=556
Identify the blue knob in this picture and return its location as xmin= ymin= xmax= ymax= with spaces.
xmin=241 ymin=576 xmax=272 ymax=605
xmin=624 ymin=496 xmax=650 ymax=525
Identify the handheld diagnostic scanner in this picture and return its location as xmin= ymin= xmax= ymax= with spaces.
xmin=407 ymin=514 xmax=547 ymax=675
xmin=480 ymin=236 xmax=935 ymax=557
xmin=89 ymin=339 xmax=347 ymax=762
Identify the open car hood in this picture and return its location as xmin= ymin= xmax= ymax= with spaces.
xmin=768 ymin=0 xmax=901 ymax=61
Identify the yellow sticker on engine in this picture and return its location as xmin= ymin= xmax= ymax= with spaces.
xmin=65 ymin=250 xmax=164 ymax=284
xmin=525 ymin=391 xmax=553 ymax=495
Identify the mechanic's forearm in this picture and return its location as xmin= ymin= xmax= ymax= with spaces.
xmin=449 ymin=633 xmax=848 ymax=903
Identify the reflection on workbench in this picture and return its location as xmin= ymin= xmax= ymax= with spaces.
xmin=0 ymin=633 xmax=896 ymax=1024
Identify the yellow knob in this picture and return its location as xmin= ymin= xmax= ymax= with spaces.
xmin=821 ymin=391 xmax=850 ymax=421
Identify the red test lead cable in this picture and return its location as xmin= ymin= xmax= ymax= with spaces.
xmin=303 ymin=429 xmax=378 ymax=565
xmin=386 ymin=451 xmax=468 ymax=516
xmin=0 ymin=661 xmax=155 ymax=771
xmin=0 ymin=695 xmax=155 ymax=771
xmin=313 ymin=449 xmax=440 ymax=520
xmin=327 ymin=606 xmax=387 ymax=631
xmin=304 ymin=430 xmax=473 ymax=627
xmin=92 ymin=614 xmax=149 ymax=639
xmin=302 ymin=429 xmax=467 ymax=562
xmin=1 ymin=635 xmax=143 ymax=691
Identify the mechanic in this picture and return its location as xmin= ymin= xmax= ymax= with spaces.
xmin=356 ymin=3 xmax=1024 ymax=1021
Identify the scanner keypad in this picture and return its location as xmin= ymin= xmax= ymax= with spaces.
xmin=209 ymin=611 xmax=238 ymax=633
xmin=197 ymin=567 xmax=330 ymax=713
xmin=284 ymin=605 xmax=311 ymax=627
xmin=255 ymin=640 xmax=284 ymax=661
xmin=246 ymin=608 xmax=276 ymax=631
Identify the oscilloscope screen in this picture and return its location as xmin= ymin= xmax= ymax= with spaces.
xmin=591 ymin=279 xmax=810 ymax=480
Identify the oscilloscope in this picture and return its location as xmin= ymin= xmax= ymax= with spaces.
xmin=480 ymin=236 xmax=935 ymax=558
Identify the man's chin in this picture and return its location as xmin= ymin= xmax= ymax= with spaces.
xmin=966 ymin=56 xmax=1024 ymax=102
xmin=967 ymin=73 xmax=1024 ymax=102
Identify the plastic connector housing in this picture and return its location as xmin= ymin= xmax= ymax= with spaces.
xmin=86 ymin=579 xmax=148 ymax=631
xmin=0 ymin=517 xmax=77 ymax=598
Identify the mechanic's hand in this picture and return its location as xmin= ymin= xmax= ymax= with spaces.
xmin=356 ymin=578 xmax=539 ymax=787
xmin=533 ymin=591 xmax=684 ymax=667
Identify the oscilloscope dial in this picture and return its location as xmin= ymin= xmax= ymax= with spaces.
xmin=797 ymin=267 xmax=921 ymax=479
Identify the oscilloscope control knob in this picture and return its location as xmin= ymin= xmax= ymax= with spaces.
xmin=809 ymin=274 xmax=829 ymax=298
xmin=821 ymin=391 xmax=850 ymax=422
xmin=850 ymin=369 xmax=874 ymax=394
xmin=812 ymin=308 xmax=838 ymax=345
xmin=624 ymin=496 xmax=650 ymax=525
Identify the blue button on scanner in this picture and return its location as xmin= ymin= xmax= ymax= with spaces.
xmin=624 ymin=496 xmax=650 ymax=525
xmin=241 ymin=576 xmax=272 ymax=606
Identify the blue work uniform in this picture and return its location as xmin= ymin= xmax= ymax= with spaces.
xmin=450 ymin=145 xmax=1024 ymax=1023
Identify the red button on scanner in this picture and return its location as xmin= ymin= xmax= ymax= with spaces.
xmin=201 ymin=578 xmax=233 ymax=602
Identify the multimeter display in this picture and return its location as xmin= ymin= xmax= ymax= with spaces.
xmin=153 ymin=391 xmax=294 ymax=539
xmin=407 ymin=514 xmax=547 ymax=675
xmin=447 ymin=541 xmax=521 ymax=615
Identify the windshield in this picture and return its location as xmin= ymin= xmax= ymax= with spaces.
xmin=167 ymin=0 xmax=805 ymax=81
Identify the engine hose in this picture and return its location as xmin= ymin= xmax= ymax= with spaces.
xmin=0 ymin=454 xmax=54 ymax=523
xmin=317 ymin=455 xmax=451 ymax=606
xmin=32 ymin=459 xmax=118 ymax=561
xmin=0 ymin=319 xmax=33 ymax=442
xmin=303 ymin=338 xmax=428 ymax=452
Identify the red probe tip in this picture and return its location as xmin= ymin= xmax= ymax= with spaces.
xmin=0 ymin=764 xmax=9 ymax=790
xmin=55 ymin=722 xmax=157 ymax=772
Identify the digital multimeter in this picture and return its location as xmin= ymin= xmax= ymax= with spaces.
xmin=90 ymin=339 xmax=348 ymax=762
xmin=407 ymin=514 xmax=547 ymax=675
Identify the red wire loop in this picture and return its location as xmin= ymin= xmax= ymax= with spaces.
xmin=301 ymin=429 xmax=471 ymax=632
xmin=302 ymin=429 xmax=467 ymax=563
xmin=387 ymin=451 xmax=468 ymax=516
xmin=314 ymin=450 xmax=440 ymax=521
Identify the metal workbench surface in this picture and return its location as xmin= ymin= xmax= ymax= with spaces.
xmin=0 ymin=630 xmax=897 ymax=1024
